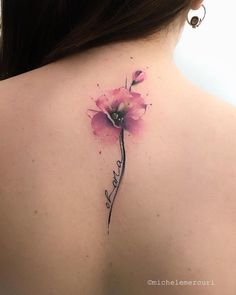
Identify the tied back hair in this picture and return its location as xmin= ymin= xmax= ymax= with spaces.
xmin=0 ymin=0 xmax=192 ymax=79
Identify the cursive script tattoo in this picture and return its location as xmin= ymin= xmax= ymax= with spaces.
xmin=105 ymin=129 xmax=126 ymax=233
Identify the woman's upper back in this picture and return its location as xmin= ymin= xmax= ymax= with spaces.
xmin=1 ymin=46 xmax=236 ymax=295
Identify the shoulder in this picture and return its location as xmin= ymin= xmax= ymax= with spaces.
xmin=190 ymin=88 xmax=236 ymax=154
xmin=171 ymin=84 xmax=236 ymax=182
xmin=172 ymin=81 xmax=236 ymax=150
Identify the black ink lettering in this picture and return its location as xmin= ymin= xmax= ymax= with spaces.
xmin=105 ymin=129 xmax=126 ymax=234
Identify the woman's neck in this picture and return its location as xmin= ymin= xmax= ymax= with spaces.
xmin=53 ymin=28 xmax=183 ymax=84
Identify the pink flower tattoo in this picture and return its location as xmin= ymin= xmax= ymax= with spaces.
xmin=88 ymin=70 xmax=149 ymax=233
xmin=91 ymin=87 xmax=147 ymax=143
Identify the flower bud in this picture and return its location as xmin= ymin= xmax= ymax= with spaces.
xmin=132 ymin=70 xmax=146 ymax=85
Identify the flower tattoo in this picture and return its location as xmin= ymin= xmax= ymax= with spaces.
xmin=88 ymin=70 xmax=149 ymax=233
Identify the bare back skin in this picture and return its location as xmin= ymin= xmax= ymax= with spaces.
xmin=0 ymin=39 xmax=236 ymax=295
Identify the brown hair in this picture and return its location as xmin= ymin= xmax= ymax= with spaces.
xmin=0 ymin=0 xmax=192 ymax=79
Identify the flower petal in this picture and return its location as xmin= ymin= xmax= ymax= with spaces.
xmin=110 ymin=88 xmax=133 ymax=110
xmin=96 ymin=94 xmax=112 ymax=113
xmin=91 ymin=112 xmax=121 ymax=144
xmin=126 ymin=106 xmax=147 ymax=120
xmin=125 ymin=92 xmax=147 ymax=120
xmin=96 ymin=88 xmax=131 ymax=113
xmin=124 ymin=117 xmax=144 ymax=135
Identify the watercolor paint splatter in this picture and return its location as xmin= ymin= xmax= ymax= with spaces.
xmin=88 ymin=70 xmax=149 ymax=233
